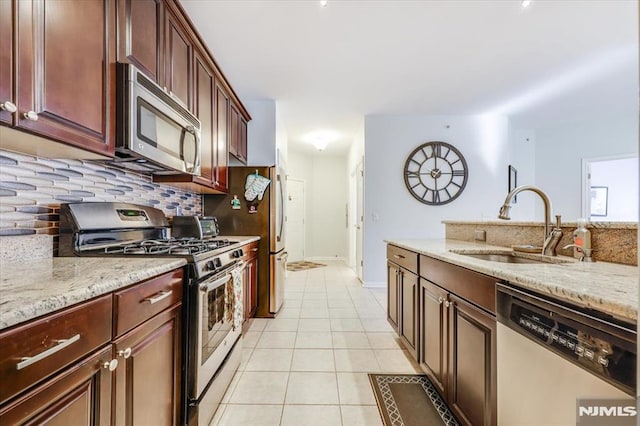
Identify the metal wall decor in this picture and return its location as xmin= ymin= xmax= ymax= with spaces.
xmin=403 ymin=141 xmax=468 ymax=205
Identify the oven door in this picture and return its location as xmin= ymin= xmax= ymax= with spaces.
xmin=193 ymin=267 xmax=242 ymax=399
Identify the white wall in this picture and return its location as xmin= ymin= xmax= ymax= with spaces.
xmin=287 ymin=149 xmax=349 ymax=260
xmin=533 ymin=113 xmax=638 ymax=221
xmin=347 ymin=120 xmax=365 ymax=269
xmin=363 ymin=114 xmax=510 ymax=285
xmin=590 ymin=157 xmax=638 ymax=221
xmin=244 ymin=100 xmax=276 ymax=166
xmin=506 ymin=127 xmax=537 ymax=220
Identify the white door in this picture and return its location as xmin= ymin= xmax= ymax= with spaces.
xmin=355 ymin=161 xmax=364 ymax=282
xmin=286 ymin=178 xmax=305 ymax=262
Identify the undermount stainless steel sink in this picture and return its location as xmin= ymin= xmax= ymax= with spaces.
xmin=449 ymin=250 xmax=572 ymax=265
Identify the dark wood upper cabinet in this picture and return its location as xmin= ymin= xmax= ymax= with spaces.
xmin=14 ymin=0 xmax=116 ymax=156
xmin=164 ymin=6 xmax=192 ymax=110
xmin=0 ymin=0 xmax=13 ymax=126
xmin=117 ymin=0 xmax=163 ymax=84
xmin=194 ymin=51 xmax=216 ymax=185
xmin=214 ymin=81 xmax=230 ymax=192
xmin=229 ymin=102 xmax=247 ymax=164
xmin=240 ymin=117 xmax=248 ymax=162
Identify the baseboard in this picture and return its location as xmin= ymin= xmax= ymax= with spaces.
xmin=304 ymin=256 xmax=347 ymax=263
xmin=363 ymin=281 xmax=386 ymax=288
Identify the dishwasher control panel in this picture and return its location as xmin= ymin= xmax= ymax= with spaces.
xmin=497 ymin=285 xmax=635 ymax=395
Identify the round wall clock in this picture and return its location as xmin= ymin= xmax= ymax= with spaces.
xmin=403 ymin=141 xmax=468 ymax=205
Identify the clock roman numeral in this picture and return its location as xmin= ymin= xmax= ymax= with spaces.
xmin=452 ymin=170 xmax=465 ymax=176
xmin=434 ymin=143 xmax=441 ymax=158
xmin=406 ymin=171 xmax=420 ymax=177
xmin=433 ymin=190 xmax=440 ymax=203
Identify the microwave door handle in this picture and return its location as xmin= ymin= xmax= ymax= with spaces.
xmin=182 ymin=125 xmax=201 ymax=175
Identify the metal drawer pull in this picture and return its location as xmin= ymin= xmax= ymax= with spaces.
xmin=23 ymin=110 xmax=38 ymax=121
xmin=444 ymin=301 xmax=452 ymax=308
xmin=438 ymin=296 xmax=444 ymax=305
xmin=251 ymin=248 xmax=258 ymax=252
xmin=16 ymin=334 xmax=81 ymax=370
xmin=393 ymin=254 xmax=406 ymax=259
xmin=142 ymin=290 xmax=173 ymax=304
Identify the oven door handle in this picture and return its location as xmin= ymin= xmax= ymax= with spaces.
xmin=199 ymin=275 xmax=231 ymax=292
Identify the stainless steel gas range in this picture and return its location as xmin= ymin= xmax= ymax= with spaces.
xmin=58 ymin=202 xmax=246 ymax=426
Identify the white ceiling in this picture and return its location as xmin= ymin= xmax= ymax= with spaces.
xmin=181 ymin=0 xmax=638 ymax=156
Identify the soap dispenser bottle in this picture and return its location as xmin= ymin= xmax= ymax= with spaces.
xmin=571 ymin=218 xmax=591 ymax=259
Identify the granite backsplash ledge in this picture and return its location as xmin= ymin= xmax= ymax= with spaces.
xmin=444 ymin=220 xmax=637 ymax=266
xmin=0 ymin=149 xmax=202 ymax=241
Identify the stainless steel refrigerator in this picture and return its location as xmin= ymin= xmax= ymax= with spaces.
xmin=204 ymin=166 xmax=286 ymax=317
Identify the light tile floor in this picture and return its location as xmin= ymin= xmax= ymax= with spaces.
xmin=211 ymin=260 xmax=421 ymax=426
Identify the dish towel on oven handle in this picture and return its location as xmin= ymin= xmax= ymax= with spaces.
xmin=244 ymin=172 xmax=271 ymax=202
xmin=225 ymin=267 xmax=244 ymax=330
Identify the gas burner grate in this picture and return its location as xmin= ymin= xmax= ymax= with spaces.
xmin=101 ymin=238 xmax=234 ymax=256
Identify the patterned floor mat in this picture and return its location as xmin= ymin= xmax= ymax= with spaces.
xmin=286 ymin=261 xmax=327 ymax=271
xmin=369 ymin=374 xmax=458 ymax=426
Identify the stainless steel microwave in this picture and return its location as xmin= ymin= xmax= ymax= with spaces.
xmin=112 ymin=63 xmax=201 ymax=175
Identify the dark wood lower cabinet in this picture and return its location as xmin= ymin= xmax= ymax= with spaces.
xmin=399 ymin=270 xmax=418 ymax=358
xmin=419 ymin=279 xmax=448 ymax=396
xmin=387 ymin=261 xmax=400 ymax=332
xmin=448 ymin=294 xmax=496 ymax=426
xmin=113 ymin=303 xmax=182 ymax=426
xmin=0 ymin=346 xmax=113 ymax=425
xmin=419 ymin=279 xmax=497 ymax=426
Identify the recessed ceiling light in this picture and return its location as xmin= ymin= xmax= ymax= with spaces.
xmin=320 ymin=0 xmax=328 ymax=7
xmin=521 ymin=0 xmax=532 ymax=8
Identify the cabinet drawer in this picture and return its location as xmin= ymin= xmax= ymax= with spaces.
xmin=387 ymin=245 xmax=418 ymax=273
xmin=241 ymin=241 xmax=259 ymax=261
xmin=114 ymin=269 xmax=184 ymax=337
xmin=420 ymin=255 xmax=496 ymax=314
xmin=0 ymin=295 xmax=112 ymax=404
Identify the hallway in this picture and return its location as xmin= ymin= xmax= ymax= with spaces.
xmin=211 ymin=261 xmax=420 ymax=425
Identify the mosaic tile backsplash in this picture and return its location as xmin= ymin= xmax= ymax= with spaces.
xmin=0 ymin=149 xmax=202 ymax=237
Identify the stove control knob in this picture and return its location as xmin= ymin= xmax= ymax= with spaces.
xmin=232 ymin=249 xmax=244 ymax=259
xmin=206 ymin=259 xmax=221 ymax=271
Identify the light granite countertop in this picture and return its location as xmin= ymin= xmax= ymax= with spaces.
xmin=0 ymin=236 xmax=261 ymax=331
xmin=386 ymin=239 xmax=638 ymax=323
xmin=0 ymin=257 xmax=187 ymax=331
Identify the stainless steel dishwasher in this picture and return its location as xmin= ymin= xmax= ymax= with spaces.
xmin=496 ymin=284 xmax=636 ymax=426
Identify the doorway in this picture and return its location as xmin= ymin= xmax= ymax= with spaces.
xmin=355 ymin=160 xmax=364 ymax=282
xmin=581 ymin=154 xmax=638 ymax=222
xmin=286 ymin=178 xmax=305 ymax=262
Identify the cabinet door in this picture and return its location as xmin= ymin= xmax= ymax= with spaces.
xmin=214 ymin=82 xmax=229 ymax=192
xmin=448 ymin=295 xmax=496 ymax=426
xmin=247 ymin=255 xmax=258 ymax=319
xmin=0 ymin=346 xmax=113 ymax=425
xmin=118 ymin=0 xmax=163 ymax=83
xmin=399 ymin=269 xmax=418 ymax=358
xmin=194 ymin=50 xmax=215 ymax=185
xmin=239 ymin=117 xmax=248 ymax=162
xmin=164 ymin=6 xmax=191 ymax=109
xmin=113 ymin=304 xmax=182 ymax=426
xmin=419 ymin=279 xmax=448 ymax=396
xmin=229 ymin=103 xmax=240 ymax=159
xmin=15 ymin=0 xmax=115 ymax=156
xmin=386 ymin=262 xmax=400 ymax=332
xmin=0 ymin=0 xmax=13 ymax=126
